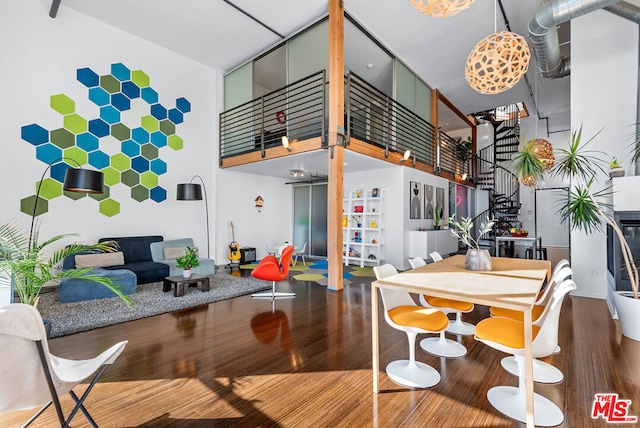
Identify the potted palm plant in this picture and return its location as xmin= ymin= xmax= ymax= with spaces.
xmin=513 ymin=126 xmax=639 ymax=341
xmin=448 ymin=214 xmax=495 ymax=271
xmin=176 ymin=247 xmax=199 ymax=278
xmin=0 ymin=222 xmax=132 ymax=334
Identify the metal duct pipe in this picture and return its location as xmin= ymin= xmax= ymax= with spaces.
xmin=604 ymin=1 xmax=640 ymax=22
xmin=528 ymin=0 xmax=623 ymax=79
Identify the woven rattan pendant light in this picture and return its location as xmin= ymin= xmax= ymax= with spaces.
xmin=409 ymin=0 xmax=476 ymax=18
xmin=465 ymin=30 xmax=530 ymax=94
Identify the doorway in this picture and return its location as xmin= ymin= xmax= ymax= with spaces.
xmin=535 ymin=187 xmax=570 ymax=266
xmin=293 ymin=183 xmax=328 ymax=258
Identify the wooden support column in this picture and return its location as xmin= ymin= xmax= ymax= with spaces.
xmin=327 ymin=0 xmax=344 ymax=291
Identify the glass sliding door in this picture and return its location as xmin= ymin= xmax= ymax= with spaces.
xmin=293 ymin=183 xmax=328 ymax=259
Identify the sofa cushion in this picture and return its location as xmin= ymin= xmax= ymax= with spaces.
xmin=164 ymin=247 xmax=188 ymax=260
xmin=59 ymin=268 xmax=137 ymax=303
xmin=75 ymin=252 xmax=125 ymax=268
xmin=104 ymin=261 xmax=168 ymax=284
xmin=99 ymin=236 xmax=163 ymax=264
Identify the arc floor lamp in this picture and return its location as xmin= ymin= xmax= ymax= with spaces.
xmin=176 ymin=175 xmax=210 ymax=258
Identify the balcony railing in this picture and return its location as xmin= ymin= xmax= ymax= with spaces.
xmin=219 ymin=71 xmax=473 ymax=180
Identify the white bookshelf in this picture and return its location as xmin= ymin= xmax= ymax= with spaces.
xmin=342 ymin=188 xmax=385 ymax=267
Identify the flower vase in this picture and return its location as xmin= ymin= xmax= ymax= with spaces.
xmin=464 ymin=249 xmax=492 ymax=271
xmin=182 ymin=269 xmax=192 ymax=279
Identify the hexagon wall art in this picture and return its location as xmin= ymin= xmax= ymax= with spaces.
xmin=20 ymin=63 xmax=191 ymax=217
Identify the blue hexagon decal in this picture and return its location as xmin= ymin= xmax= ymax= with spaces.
xmin=122 ymin=81 xmax=140 ymax=99
xmin=132 ymin=127 xmax=149 ymax=144
xmin=77 ymin=68 xmax=99 ymax=88
xmin=35 ymin=143 xmax=62 ymax=165
xmin=76 ymin=132 xmax=100 ymax=152
xmin=100 ymin=106 xmax=120 ymax=124
xmin=111 ymin=93 xmax=131 ymax=111
xmin=121 ymin=139 xmax=140 ymax=157
xmin=50 ymin=162 xmax=71 ymax=183
xmin=131 ymin=156 xmax=149 ymax=173
xmin=88 ymin=150 xmax=110 ymax=169
xmin=111 ymin=63 xmax=130 ymax=81
xmin=150 ymin=131 xmax=167 ymax=148
xmin=168 ymin=108 xmax=183 ymax=124
xmin=150 ymin=104 xmax=167 ymax=120
xmin=141 ymin=87 xmax=158 ymax=104
xmin=150 ymin=159 xmax=167 ymax=175
xmin=150 ymin=186 xmax=167 ymax=202
xmin=21 ymin=124 xmax=49 ymax=146
xmin=176 ymin=97 xmax=191 ymax=113
xmin=88 ymin=87 xmax=110 ymax=106
xmin=88 ymin=118 xmax=110 ymax=138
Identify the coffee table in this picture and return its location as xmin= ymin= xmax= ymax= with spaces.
xmin=163 ymin=274 xmax=210 ymax=297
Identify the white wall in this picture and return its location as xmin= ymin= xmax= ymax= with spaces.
xmin=570 ymin=10 xmax=638 ymax=298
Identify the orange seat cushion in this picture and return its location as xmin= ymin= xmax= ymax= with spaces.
xmin=388 ymin=306 xmax=449 ymax=332
xmin=475 ymin=317 xmax=541 ymax=349
xmin=489 ymin=304 xmax=544 ymax=322
xmin=424 ymin=296 xmax=474 ymax=312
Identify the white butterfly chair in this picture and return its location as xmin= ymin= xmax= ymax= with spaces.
xmin=408 ymin=256 xmax=467 ymax=358
xmin=420 ymin=252 xmax=476 ymax=336
xmin=489 ymin=264 xmax=573 ymax=383
xmin=374 ymin=264 xmax=449 ymax=388
xmin=0 ymin=303 xmax=127 ymax=427
xmin=474 ymin=278 xmax=577 ymax=426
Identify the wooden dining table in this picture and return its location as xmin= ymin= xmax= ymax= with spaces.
xmin=371 ymin=255 xmax=551 ymax=428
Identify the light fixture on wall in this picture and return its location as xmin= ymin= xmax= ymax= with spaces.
xmin=177 ymin=175 xmax=210 ymax=258
xmin=282 ymin=136 xmax=292 ymax=151
xmin=409 ymin=0 xmax=476 ymax=18
xmin=399 ymin=149 xmax=411 ymax=163
xmin=28 ymin=158 xmax=104 ymax=248
xmin=289 ymin=169 xmax=304 ymax=178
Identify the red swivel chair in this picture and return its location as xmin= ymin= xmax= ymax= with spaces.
xmin=251 ymin=245 xmax=295 ymax=299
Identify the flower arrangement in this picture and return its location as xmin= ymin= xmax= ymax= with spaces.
xmin=448 ymin=215 xmax=495 ymax=250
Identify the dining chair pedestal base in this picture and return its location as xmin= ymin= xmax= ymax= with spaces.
xmin=487 ymin=385 xmax=564 ymax=427
xmin=252 ymin=291 xmax=296 ymax=299
xmin=501 ymin=356 xmax=563 ymax=383
xmin=420 ymin=335 xmax=467 ymax=358
xmin=386 ymin=360 xmax=441 ymax=388
xmin=446 ymin=314 xmax=476 ymax=335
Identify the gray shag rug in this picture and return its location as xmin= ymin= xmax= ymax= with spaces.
xmin=38 ymin=272 xmax=270 ymax=338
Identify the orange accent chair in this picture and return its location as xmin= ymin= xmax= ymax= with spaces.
xmin=251 ymin=245 xmax=295 ymax=299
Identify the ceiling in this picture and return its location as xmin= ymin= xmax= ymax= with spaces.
xmin=54 ymin=0 xmax=629 ymax=181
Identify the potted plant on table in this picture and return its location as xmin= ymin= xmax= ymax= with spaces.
xmin=608 ymin=157 xmax=625 ymax=178
xmin=448 ymin=215 xmax=495 ymax=271
xmin=433 ymin=205 xmax=443 ymax=230
xmin=176 ymin=247 xmax=199 ymax=279
xmin=513 ymin=126 xmax=640 ymax=341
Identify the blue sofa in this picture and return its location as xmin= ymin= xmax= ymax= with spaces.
xmin=97 ymin=236 xmax=169 ymax=284
xmin=150 ymin=238 xmax=216 ymax=276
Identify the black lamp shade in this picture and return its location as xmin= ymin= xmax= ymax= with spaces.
xmin=177 ymin=183 xmax=203 ymax=200
xmin=63 ymin=168 xmax=103 ymax=194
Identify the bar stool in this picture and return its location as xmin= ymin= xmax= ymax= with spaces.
xmin=525 ymin=247 xmax=547 ymax=260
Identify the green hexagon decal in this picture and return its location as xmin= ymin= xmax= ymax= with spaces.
xmin=101 ymin=167 xmax=120 ymax=186
xmin=21 ymin=63 xmax=190 ymax=217
xmin=141 ymin=143 xmax=158 ymax=160
xmin=131 ymin=70 xmax=150 ymax=87
xmin=36 ymin=178 xmax=63 ymax=200
xmin=168 ymin=135 xmax=183 ymax=150
xmin=20 ymin=195 xmax=48 ymax=217
xmin=141 ymin=115 xmax=159 ymax=132
xmin=140 ymin=171 xmax=158 ymax=188
xmin=99 ymin=198 xmax=120 ymax=217
xmin=63 ymin=113 xmax=88 ymax=134
xmin=50 ymin=128 xmax=75 ymax=149
xmin=63 ymin=146 xmax=88 ymax=166
xmin=50 ymin=94 xmax=75 ymax=115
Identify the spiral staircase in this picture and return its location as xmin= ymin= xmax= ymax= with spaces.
xmin=473 ymin=104 xmax=522 ymax=254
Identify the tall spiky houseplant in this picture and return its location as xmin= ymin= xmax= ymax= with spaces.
xmin=513 ymin=126 xmax=639 ymax=340
xmin=0 ymin=222 xmax=132 ymax=307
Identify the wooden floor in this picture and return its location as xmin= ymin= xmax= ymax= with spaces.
xmin=3 ymin=269 xmax=640 ymax=427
